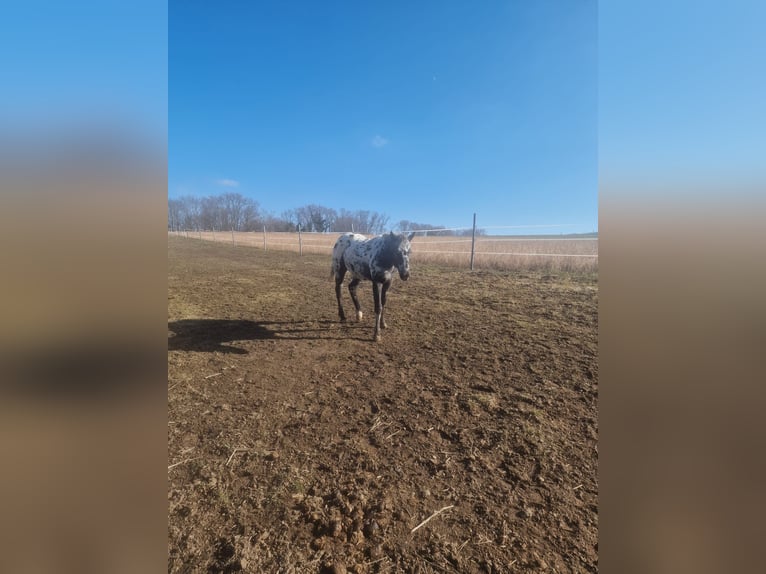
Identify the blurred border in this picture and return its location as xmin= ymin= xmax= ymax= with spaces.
xmin=3 ymin=1 xmax=764 ymax=572
xmin=0 ymin=1 xmax=167 ymax=572
xmin=600 ymin=1 xmax=765 ymax=573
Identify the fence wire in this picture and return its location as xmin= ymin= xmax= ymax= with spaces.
xmin=169 ymin=226 xmax=598 ymax=271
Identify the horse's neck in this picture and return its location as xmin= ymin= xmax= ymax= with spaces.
xmin=374 ymin=244 xmax=396 ymax=269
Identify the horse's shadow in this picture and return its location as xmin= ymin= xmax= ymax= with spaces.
xmin=168 ymin=318 xmax=368 ymax=354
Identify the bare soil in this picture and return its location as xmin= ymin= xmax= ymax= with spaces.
xmin=168 ymin=237 xmax=598 ymax=573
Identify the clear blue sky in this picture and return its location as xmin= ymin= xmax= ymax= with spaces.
xmin=600 ymin=0 xmax=765 ymax=189
xmin=1 ymin=0 xmax=167 ymax=141
xmin=3 ymin=1 xmax=761 ymax=232
xmin=170 ymin=0 xmax=597 ymax=232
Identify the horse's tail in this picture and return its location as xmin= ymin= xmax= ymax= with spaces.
xmin=330 ymin=233 xmax=350 ymax=280
xmin=330 ymin=256 xmax=339 ymax=280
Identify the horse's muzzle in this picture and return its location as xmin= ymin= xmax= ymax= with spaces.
xmin=400 ymin=271 xmax=410 ymax=281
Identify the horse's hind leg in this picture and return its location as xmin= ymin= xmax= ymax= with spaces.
xmin=372 ymin=281 xmax=382 ymax=341
xmin=348 ymin=278 xmax=363 ymax=321
xmin=335 ymin=268 xmax=347 ymax=322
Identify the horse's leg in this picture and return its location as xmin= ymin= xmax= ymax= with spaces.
xmin=379 ymin=279 xmax=392 ymax=329
xmin=348 ymin=278 xmax=363 ymax=321
xmin=372 ymin=281 xmax=383 ymax=341
xmin=335 ymin=268 xmax=347 ymax=322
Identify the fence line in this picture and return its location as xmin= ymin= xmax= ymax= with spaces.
xmin=416 ymin=250 xmax=597 ymax=258
xmin=474 ymin=237 xmax=598 ymax=242
xmin=468 ymin=224 xmax=579 ymax=230
xmin=167 ymin=231 xmax=597 ymax=250
xmin=168 ymin=214 xmax=597 ymax=271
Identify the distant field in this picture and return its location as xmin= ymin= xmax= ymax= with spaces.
xmin=169 ymin=231 xmax=598 ymax=272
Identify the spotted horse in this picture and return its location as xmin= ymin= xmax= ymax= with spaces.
xmin=331 ymin=231 xmax=415 ymax=341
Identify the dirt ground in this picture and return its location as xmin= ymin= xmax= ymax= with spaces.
xmin=168 ymin=236 xmax=598 ymax=573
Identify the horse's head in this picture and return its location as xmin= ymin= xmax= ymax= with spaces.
xmin=385 ymin=231 xmax=415 ymax=281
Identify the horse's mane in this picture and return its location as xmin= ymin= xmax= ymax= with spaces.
xmin=374 ymin=232 xmax=405 ymax=268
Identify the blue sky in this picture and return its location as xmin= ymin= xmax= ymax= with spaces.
xmin=600 ymin=0 xmax=765 ymax=189
xmin=170 ymin=1 xmax=597 ymax=232
xmin=1 ymin=0 xmax=167 ymax=140
xmin=2 ymin=1 xmax=761 ymax=233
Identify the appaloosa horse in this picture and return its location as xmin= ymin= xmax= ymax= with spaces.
xmin=331 ymin=231 xmax=415 ymax=341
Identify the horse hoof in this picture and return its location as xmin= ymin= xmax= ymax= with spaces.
xmin=373 ymin=332 xmax=381 ymax=342
xmin=356 ymin=311 xmax=363 ymax=321
xmin=380 ymin=321 xmax=387 ymax=329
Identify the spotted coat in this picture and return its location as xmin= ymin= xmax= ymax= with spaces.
xmin=331 ymin=231 xmax=415 ymax=341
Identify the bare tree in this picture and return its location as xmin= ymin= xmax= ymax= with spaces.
xmin=168 ymin=198 xmax=183 ymax=231
xmin=311 ymin=204 xmax=338 ymax=232
xmin=397 ymin=220 xmax=454 ymax=236
xmin=333 ymin=209 xmax=390 ymax=234
xmin=365 ymin=210 xmax=390 ymax=235
xmin=280 ymin=209 xmax=300 ymax=231
xmin=333 ymin=209 xmax=356 ymax=232
xmin=292 ymin=204 xmax=337 ymax=232
xmin=262 ymin=212 xmax=296 ymax=232
xmin=177 ymin=195 xmax=202 ymax=231
xmin=458 ymin=227 xmax=486 ymax=236
xmin=219 ymin=192 xmax=252 ymax=231
xmin=169 ymin=196 xmax=392 ymax=235
xmin=241 ymin=200 xmax=261 ymax=231
xmin=200 ymin=195 xmax=223 ymax=230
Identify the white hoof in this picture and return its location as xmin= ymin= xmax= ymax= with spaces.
xmin=356 ymin=311 xmax=363 ymax=321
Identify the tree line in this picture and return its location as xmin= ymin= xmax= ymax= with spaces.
xmin=168 ymin=193 xmax=481 ymax=235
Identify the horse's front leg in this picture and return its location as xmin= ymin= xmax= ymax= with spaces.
xmin=348 ymin=278 xmax=363 ymax=321
xmin=372 ymin=281 xmax=382 ymax=341
xmin=379 ymin=280 xmax=392 ymax=329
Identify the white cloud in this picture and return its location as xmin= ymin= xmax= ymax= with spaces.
xmin=371 ymin=135 xmax=389 ymax=148
xmin=217 ymin=178 xmax=240 ymax=187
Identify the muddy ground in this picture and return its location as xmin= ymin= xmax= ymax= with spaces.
xmin=168 ymin=237 xmax=598 ymax=573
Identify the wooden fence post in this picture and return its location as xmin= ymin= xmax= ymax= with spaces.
xmin=231 ymin=227 xmax=235 ymax=245
xmin=470 ymin=213 xmax=477 ymax=271
xmin=263 ymin=225 xmax=267 ymax=251
xmin=298 ymin=225 xmax=303 ymax=256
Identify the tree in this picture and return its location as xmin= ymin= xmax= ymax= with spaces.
xmin=200 ymin=195 xmax=223 ymax=230
xmin=177 ymin=195 xmax=202 ymax=230
xmin=168 ymin=198 xmax=183 ymax=231
xmin=168 ymin=196 xmax=392 ymax=235
xmin=397 ymin=220 xmax=454 ymax=236
xmin=291 ymin=204 xmax=337 ymax=232
xmin=219 ymin=192 xmax=260 ymax=231
xmin=364 ymin=210 xmax=390 ymax=235
xmin=280 ymin=209 xmax=301 ymax=231
xmin=333 ymin=209 xmax=390 ymax=234
xmin=262 ymin=212 xmax=295 ymax=232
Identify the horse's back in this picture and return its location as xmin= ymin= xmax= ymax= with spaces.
xmin=332 ymin=233 xmax=369 ymax=276
xmin=333 ymin=233 xmax=368 ymax=256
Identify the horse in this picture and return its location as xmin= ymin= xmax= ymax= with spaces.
xmin=331 ymin=231 xmax=415 ymax=341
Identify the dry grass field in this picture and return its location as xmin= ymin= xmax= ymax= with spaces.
xmin=169 ymin=231 xmax=598 ymax=272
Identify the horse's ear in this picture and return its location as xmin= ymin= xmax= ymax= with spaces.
xmin=407 ymin=232 xmax=415 ymax=241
